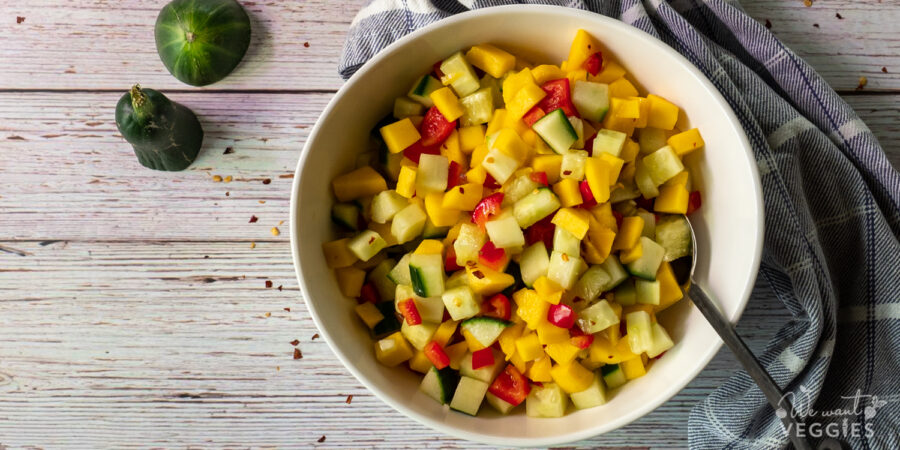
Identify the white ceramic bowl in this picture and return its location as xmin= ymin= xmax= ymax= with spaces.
xmin=291 ymin=5 xmax=763 ymax=446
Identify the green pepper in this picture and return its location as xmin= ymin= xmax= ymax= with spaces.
xmin=115 ymin=85 xmax=203 ymax=171
xmin=155 ymin=0 xmax=252 ymax=86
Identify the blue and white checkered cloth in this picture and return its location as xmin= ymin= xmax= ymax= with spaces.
xmin=338 ymin=1 xmax=900 ymax=448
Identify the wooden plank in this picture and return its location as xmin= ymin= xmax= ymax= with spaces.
xmin=0 ymin=239 xmax=790 ymax=448
xmin=0 ymin=0 xmax=897 ymax=92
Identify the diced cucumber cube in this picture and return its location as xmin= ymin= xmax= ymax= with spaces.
xmin=526 ymin=382 xmax=568 ymax=418
xmin=626 ymin=310 xmax=653 ymax=354
xmin=532 ymin=108 xmax=578 ymax=154
xmin=422 ymin=218 xmax=450 ymax=239
xmin=480 ymin=73 xmax=504 ymax=108
xmin=440 ymin=51 xmax=481 ymax=97
xmin=634 ymin=160 xmax=660 ymax=199
xmin=646 ymin=323 xmax=674 ymax=358
xmin=485 ymin=210 xmax=525 ymax=249
xmin=394 ymin=96 xmax=425 ymax=119
xmin=347 ymin=230 xmax=387 ymax=262
xmin=394 ymin=284 xmax=421 ymax=312
xmin=368 ymin=258 xmax=397 ymax=301
xmin=445 ymin=269 xmax=468 ymax=289
xmin=420 ymin=366 xmax=460 ymax=404
xmin=572 ymin=80 xmax=610 ymax=122
xmin=371 ymin=190 xmax=408 ymax=224
xmin=416 ymin=154 xmax=450 ymax=194
xmin=548 ymin=250 xmax=587 ymax=290
xmin=513 ymin=188 xmax=561 ymax=228
xmin=560 ymin=150 xmax=588 ymax=180
xmin=481 ymin=148 xmax=520 ymax=185
xmin=415 ymin=296 xmax=446 ymax=323
xmin=636 ymin=208 xmax=657 ymax=239
xmin=459 ymin=87 xmax=494 ymax=126
xmin=642 ymin=146 xmax=684 ymax=185
xmin=409 ymin=74 xmax=442 ymax=107
xmin=486 ymin=392 xmax=517 ymax=414
xmin=568 ymin=117 xmax=585 ymax=149
xmin=635 ymin=278 xmax=661 ymax=305
xmin=576 ymin=300 xmax=619 ymax=334
xmin=372 ymin=301 xmax=401 ymax=339
xmin=613 ymin=279 xmax=636 ymax=306
xmin=441 ymin=285 xmax=481 ymax=321
xmin=501 ymin=174 xmax=539 ymax=207
xmin=638 ymin=127 xmax=667 ymax=155
xmin=460 ymin=317 xmax=511 ymax=349
xmin=626 ymin=236 xmax=666 ymax=280
xmin=569 ymin=373 xmax=607 ymax=409
xmin=553 ymin=227 xmax=581 ymax=257
xmin=409 ymin=253 xmax=445 ymax=297
xmin=450 ymin=376 xmax=490 ymax=415
xmin=599 ymin=255 xmax=629 ymax=290
xmin=387 ymin=253 xmax=413 ymax=285
xmin=401 ymin=320 xmax=438 ymax=351
xmin=572 ymin=265 xmax=611 ymax=302
xmin=331 ymin=202 xmax=360 ymax=231
xmin=391 ymin=203 xmax=427 ymax=244
xmin=454 ymin=223 xmax=486 ymax=266
xmin=460 ymin=348 xmax=504 ymax=383
xmin=592 ymin=129 xmax=627 ymax=157
xmin=601 ymin=363 xmax=627 ymax=389
xmin=655 ymin=215 xmax=692 ymax=261
xmin=519 ymin=242 xmax=550 ymax=287
xmin=609 ymin=183 xmax=641 ymax=203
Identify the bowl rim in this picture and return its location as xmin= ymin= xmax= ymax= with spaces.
xmin=291 ymin=4 xmax=764 ymax=446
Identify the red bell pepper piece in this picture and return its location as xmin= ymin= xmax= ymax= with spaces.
xmin=583 ymin=52 xmax=603 ymax=76
xmin=447 ymin=160 xmax=464 ymax=190
xmin=687 ymin=191 xmax=702 ymax=214
xmin=358 ymin=282 xmax=379 ymax=304
xmin=612 ymin=210 xmax=624 ymax=229
xmin=397 ymin=298 xmax=422 ymax=325
xmin=538 ymin=78 xmax=579 ymax=117
xmin=571 ymin=334 xmax=594 ymax=349
xmin=488 ymin=364 xmax=531 ymax=406
xmin=471 ymin=192 xmax=504 ymax=228
xmin=579 ymin=180 xmax=598 ymax=209
xmin=424 ymin=341 xmax=451 ymax=370
xmin=530 ymin=171 xmax=548 ymax=187
xmin=584 ymin=132 xmax=597 ymax=156
xmin=403 ymin=139 xmax=441 ymax=164
xmin=471 ymin=347 xmax=495 ymax=370
xmin=547 ymin=303 xmax=575 ymax=329
xmin=522 ymin=105 xmax=546 ymax=127
xmin=483 ymin=172 xmax=501 ymax=190
xmin=478 ymin=241 xmax=507 ymax=271
xmin=445 ymin=244 xmax=462 ymax=273
xmin=481 ymin=293 xmax=512 ymax=321
xmin=420 ymin=106 xmax=456 ymax=147
xmin=525 ymin=215 xmax=555 ymax=250
xmin=432 ymin=61 xmax=445 ymax=79
xmin=635 ymin=196 xmax=654 ymax=211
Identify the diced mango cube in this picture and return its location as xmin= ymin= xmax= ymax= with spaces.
xmin=621 ymin=356 xmax=647 ymax=380
xmin=654 ymin=261 xmax=684 ymax=313
xmin=322 ymin=238 xmax=358 ymax=268
xmin=621 ymin=139 xmax=640 ymax=162
xmin=465 ymin=44 xmax=516 ymax=78
xmin=516 ymin=332 xmax=544 ymax=362
xmin=355 ymin=302 xmax=385 ymax=329
xmin=513 ymin=289 xmax=550 ymax=330
xmin=654 ymin=184 xmax=689 ymax=214
xmin=471 ymin=143 xmax=489 ymax=166
xmin=335 ymin=266 xmax=366 ymax=298
xmin=567 ymin=29 xmax=602 ymax=69
xmin=507 ymin=83 xmax=547 ymax=120
xmin=590 ymin=60 xmax=626 ymax=84
xmin=467 ymin=264 xmax=515 ymax=296
xmin=584 ymin=158 xmax=610 ymax=203
xmin=430 ymin=87 xmax=465 ymax=121
xmin=544 ymin=340 xmax=582 ymax=365
xmin=532 ymin=64 xmax=568 ymax=85
xmin=466 ymin=164 xmax=487 ymax=184
xmin=618 ymin=240 xmax=643 ymax=264
xmin=647 ymin=94 xmax=679 ymax=130
xmin=602 ymin=108 xmax=636 ymax=136
xmin=527 ymin=355 xmax=554 ymax=382
xmin=463 ymin=328 xmax=488 ymax=351
xmin=588 ymin=335 xmax=637 ymax=364
xmin=612 ymin=216 xmax=644 ymax=251
xmin=552 ymin=207 xmax=591 ymax=240
xmin=533 ymin=276 xmax=563 ymax=305
xmin=492 ymin=128 xmax=530 ymax=161
xmin=536 ymin=321 xmax=570 ymax=345
xmin=608 ymin=78 xmax=639 ymax=99
xmin=396 ymin=166 xmax=417 ymax=198
xmin=443 ymin=183 xmax=483 ymax=211
xmin=663 ymin=171 xmax=690 ymax=189
xmin=502 ymin=68 xmax=536 ymax=105
xmin=498 ymin=322 xmax=526 ymax=360
xmin=566 ymin=68 xmax=588 ymax=85
xmin=667 ymin=128 xmax=705 ymax=155
xmin=532 ymin=155 xmax=563 ymax=184
xmin=630 ymin=97 xmax=651 ymax=128
xmin=440 ymin=129 xmax=466 ymax=166
xmin=458 ymin=125 xmax=486 ymax=153
xmin=589 ymin=202 xmax=618 ymax=232
xmin=611 ymin=97 xmax=641 ymax=118
xmin=509 ymin=348 xmax=528 ymax=373
xmin=379 ymin=118 xmax=421 ymax=154
xmin=375 ymin=332 xmax=414 ymax=367
xmin=552 ymin=178 xmax=583 ymax=208
xmin=486 ymin=108 xmax=507 ymax=136
xmin=332 ymin=166 xmax=388 ymax=202
xmin=597 ymin=153 xmax=625 ymax=184
xmin=446 ymin=341 xmax=468 ymax=370
xmin=432 ymin=320 xmax=459 ymax=347
xmin=584 ymin=227 xmax=616 ymax=264
xmin=550 ymin=361 xmax=595 ymax=393
xmin=414 ymin=239 xmax=444 ymax=255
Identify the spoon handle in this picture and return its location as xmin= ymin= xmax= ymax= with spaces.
xmin=686 ymin=282 xmax=812 ymax=450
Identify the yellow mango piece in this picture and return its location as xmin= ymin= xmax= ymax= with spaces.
xmin=467 ymin=264 xmax=515 ymax=296
xmin=379 ymin=118 xmax=421 ymax=154
xmin=621 ymin=356 xmax=647 ymax=380
xmin=612 ymin=216 xmax=644 ymax=251
xmin=597 ymin=153 xmax=625 ymax=185
xmin=654 ymin=261 xmax=684 ymax=313
xmin=492 ymin=128 xmax=531 ymax=161
xmin=567 ymin=29 xmax=602 ymax=70
xmin=499 ymin=322 xmax=526 ymax=360
xmin=502 ymin=68 xmax=536 ymax=105
xmin=527 ymin=355 xmax=554 ymax=382
xmin=443 ymin=183 xmax=483 ymax=211
xmin=514 ymin=288 xmax=550 ymax=330
xmin=409 ymin=350 xmax=433 ymax=374
xmin=552 ymin=207 xmax=591 ymax=240
xmin=396 ymin=165 xmax=417 ymax=198
xmin=532 ymin=64 xmax=568 ymax=85
xmin=585 ymin=158 xmax=611 ymax=203
xmin=414 ymin=239 xmax=444 ymax=255
xmin=618 ymin=240 xmax=643 ymax=264
xmin=550 ymin=361 xmax=595 ymax=393
xmin=608 ymin=78 xmax=639 ymax=99
xmin=433 ymin=320 xmax=459 ymax=347
xmin=566 ymin=68 xmax=588 ymax=84
xmin=532 ymin=155 xmax=563 ymax=184
xmin=355 ymin=302 xmax=385 ymax=329
xmin=544 ymin=340 xmax=582 ymax=365
xmin=458 ymin=124 xmax=486 ymax=153
xmin=486 ymin=108 xmax=507 ymax=136
xmin=647 ymin=94 xmax=679 ymax=130
xmin=663 ymin=171 xmax=690 ymax=189
xmin=606 ymin=315 xmax=622 ymax=345
xmin=332 ymin=166 xmax=388 ymax=202
xmin=471 ymin=143 xmax=489 ymax=166
xmin=602 ymin=108 xmax=637 ymax=136
xmin=463 ymin=329 xmax=488 ymax=352
xmin=589 ymin=202 xmax=618 ymax=232
xmin=536 ymin=321 xmax=570 ymax=345
xmin=446 ymin=341 xmax=468 ymax=370
xmin=502 ymin=114 xmax=531 ymax=138
xmin=654 ymin=184 xmax=690 ymax=214
xmin=621 ymin=139 xmax=641 ymax=162
xmin=590 ymin=60 xmax=626 ymax=84
xmin=430 ymin=87 xmax=465 ymax=121
xmin=375 ymin=332 xmax=414 ymax=367
xmin=509 ymin=349 xmax=528 ymax=373
xmin=515 ymin=332 xmax=544 ymax=362
xmin=588 ymin=335 xmax=637 ymax=364
xmin=630 ymin=97 xmax=651 ymax=128
xmin=585 ymin=227 xmax=616 ymax=264
xmin=465 ymin=44 xmax=516 ymax=78
xmin=440 ymin=129 xmax=466 ymax=167
xmin=533 ymin=276 xmax=563 ymax=305
xmin=322 ymin=238 xmax=358 ymax=268
xmin=611 ymin=97 xmax=641 ymax=118
xmin=507 ymin=83 xmax=547 ymax=121
xmin=552 ymin=178 xmax=583 ymax=208
xmin=466 ymin=164 xmax=487 ymax=184
xmin=335 ymin=266 xmax=366 ymax=298
xmin=667 ymin=128 xmax=705 ymax=155
xmin=425 ymin=192 xmax=461 ymax=227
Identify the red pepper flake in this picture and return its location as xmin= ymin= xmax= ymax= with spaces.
xmin=856 ymin=76 xmax=867 ymax=90
xmin=262 ymin=178 xmax=272 ymax=185
xmin=764 ymin=19 xmax=772 ymax=29
xmin=293 ymin=348 xmax=303 ymax=359
xmin=563 ymin=170 xmax=572 ymax=176
xmin=312 ymin=333 xmax=320 ymax=340
xmin=473 ymin=270 xmax=485 ymax=279
xmin=225 ymin=192 xmax=230 ymax=196
xmin=813 ymin=23 xmax=820 ymax=28
xmin=283 ymin=307 xmax=291 ymax=312
xmin=345 ymin=394 xmax=353 ymax=404
xmin=264 ymin=312 xmax=271 ymax=318
xmin=304 ymin=42 xmax=310 ymax=48
xmin=882 ymin=67 xmax=888 ymax=73
xmin=265 ymin=280 xmax=273 ymax=288
xmin=223 ymin=146 xmax=234 ymax=154
xmin=835 ymin=12 xmax=843 ymax=19
xmin=317 ymin=435 xmax=325 ymax=443
xmin=561 ymin=253 xmax=569 ymax=262
xmin=278 ymin=285 xmax=283 ymax=291
xmin=279 ymin=173 xmax=294 ymax=179
xmin=368 ymin=236 xmax=376 ymax=244
xmin=249 ymin=215 xmax=258 ymax=223
xmin=290 ymin=339 xmax=300 ymax=346
xmin=17 ymin=16 xmax=25 ymax=23
xmin=459 ymin=187 xmax=465 ymax=194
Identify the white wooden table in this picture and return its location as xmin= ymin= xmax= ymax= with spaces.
xmin=1 ymin=1 xmax=897 ymax=448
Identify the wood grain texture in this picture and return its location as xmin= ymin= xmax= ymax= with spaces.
xmin=0 ymin=0 xmax=897 ymax=91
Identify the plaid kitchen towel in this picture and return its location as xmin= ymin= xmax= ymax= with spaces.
xmin=338 ymin=1 xmax=900 ymax=448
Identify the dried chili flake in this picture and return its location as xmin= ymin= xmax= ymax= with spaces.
xmin=290 ymin=339 xmax=300 ymax=346
xmin=278 ymin=285 xmax=283 ymax=291
xmin=224 ymin=146 xmax=235 ymax=154
xmin=279 ymin=174 xmax=294 ymax=179
xmin=249 ymin=215 xmax=259 ymax=223
xmin=312 ymin=333 xmax=320 ymax=340
xmin=835 ymin=12 xmax=843 ymax=19
xmin=317 ymin=435 xmax=325 ymax=443
xmin=857 ymin=76 xmax=867 ymax=90
xmin=813 ymin=23 xmax=820 ymax=28
xmin=264 ymin=312 xmax=271 ymax=318
xmin=304 ymin=42 xmax=311 ymax=48
xmin=278 ymin=220 xmax=284 ymax=226
xmin=345 ymin=395 xmax=353 ymax=404
xmin=283 ymin=307 xmax=291 ymax=312
xmin=212 ymin=175 xmax=223 ymax=182
xmin=259 ymin=200 xmax=266 ymax=204
xmin=224 ymin=176 xmax=233 ymax=183
xmin=764 ymin=19 xmax=772 ymax=29
xmin=882 ymin=67 xmax=888 ymax=73
xmin=294 ymin=348 xmax=303 ymax=359
xmin=473 ymin=270 xmax=485 ymax=279
xmin=16 ymin=16 xmax=25 ymax=23
xmin=271 ymin=227 xmax=280 ymax=236
xmin=225 ymin=191 xmax=230 ymax=196
xmin=562 ymin=170 xmax=572 ymax=176
xmin=250 ymin=242 xmax=256 ymax=249
xmin=265 ymin=280 xmax=273 ymax=288
xmin=262 ymin=178 xmax=272 ymax=185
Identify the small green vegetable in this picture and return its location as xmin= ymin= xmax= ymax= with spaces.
xmin=154 ymin=0 xmax=252 ymax=86
xmin=115 ymin=85 xmax=203 ymax=171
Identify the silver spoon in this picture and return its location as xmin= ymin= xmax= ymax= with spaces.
xmin=680 ymin=216 xmax=812 ymax=450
